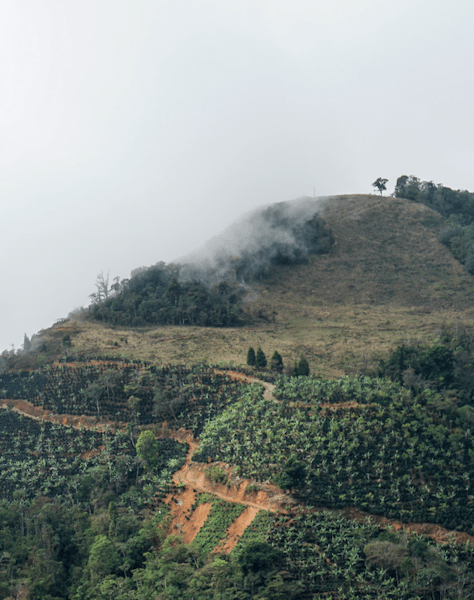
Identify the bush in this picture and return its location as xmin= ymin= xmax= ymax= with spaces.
xmin=237 ymin=542 xmax=284 ymax=575
xmin=204 ymin=465 xmax=228 ymax=484
xmin=297 ymin=356 xmax=310 ymax=376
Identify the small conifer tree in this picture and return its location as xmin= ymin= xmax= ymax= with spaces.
xmin=247 ymin=346 xmax=256 ymax=366
xmin=270 ymin=351 xmax=283 ymax=372
xmin=297 ymin=356 xmax=310 ymax=376
xmin=255 ymin=347 xmax=267 ymax=369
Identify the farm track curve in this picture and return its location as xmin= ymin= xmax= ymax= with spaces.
xmin=2 ymin=368 xmax=474 ymax=545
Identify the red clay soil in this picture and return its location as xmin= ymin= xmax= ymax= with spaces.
xmin=166 ymin=427 xmax=474 ymax=547
xmin=0 ymin=398 xmax=124 ymax=431
xmin=214 ymin=506 xmax=260 ymax=553
xmin=164 ymin=426 xmax=292 ymax=549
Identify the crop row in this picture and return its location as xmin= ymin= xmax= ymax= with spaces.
xmin=0 ymin=363 xmax=248 ymax=432
xmin=234 ymin=509 xmax=474 ymax=598
xmin=194 ymin=385 xmax=474 ymax=532
xmin=274 ymin=374 xmax=412 ymax=405
xmin=0 ymin=409 xmax=186 ymax=503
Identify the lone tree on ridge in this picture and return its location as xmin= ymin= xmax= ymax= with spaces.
xmin=372 ymin=178 xmax=388 ymax=195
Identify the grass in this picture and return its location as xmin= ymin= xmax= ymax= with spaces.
xmin=20 ymin=194 xmax=474 ymax=378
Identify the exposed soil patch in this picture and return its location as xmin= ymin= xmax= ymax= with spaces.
xmin=214 ymin=505 xmax=260 ymax=553
xmin=0 ymin=398 xmax=124 ymax=432
xmin=175 ymin=460 xmax=290 ymax=513
xmin=182 ymin=502 xmax=212 ymax=544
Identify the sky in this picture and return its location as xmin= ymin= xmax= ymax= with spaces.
xmin=1 ymin=0 xmax=474 ymax=352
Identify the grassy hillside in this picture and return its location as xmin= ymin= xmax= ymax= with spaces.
xmin=18 ymin=194 xmax=474 ymax=379
xmin=3 ymin=193 xmax=474 ymax=598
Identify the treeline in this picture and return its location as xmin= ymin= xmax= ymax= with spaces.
xmin=87 ymin=208 xmax=334 ymax=328
xmin=88 ymin=265 xmax=245 ymax=327
xmin=378 ymin=322 xmax=474 ymax=400
xmin=394 ymin=175 xmax=474 ymax=273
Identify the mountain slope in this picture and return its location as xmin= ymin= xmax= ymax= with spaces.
xmin=16 ymin=194 xmax=474 ymax=379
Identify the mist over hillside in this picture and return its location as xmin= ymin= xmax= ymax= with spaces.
xmin=85 ymin=197 xmax=334 ymax=328
xmin=177 ymin=196 xmax=334 ymax=283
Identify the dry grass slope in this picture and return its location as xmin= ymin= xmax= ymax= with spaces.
xmin=50 ymin=195 xmax=474 ymax=377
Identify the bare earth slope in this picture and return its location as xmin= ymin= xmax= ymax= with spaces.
xmin=53 ymin=194 xmax=474 ymax=377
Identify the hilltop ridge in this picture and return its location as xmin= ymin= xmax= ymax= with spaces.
xmin=13 ymin=193 xmax=474 ymax=379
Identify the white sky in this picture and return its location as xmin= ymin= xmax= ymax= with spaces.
xmin=2 ymin=0 xmax=474 ymax=351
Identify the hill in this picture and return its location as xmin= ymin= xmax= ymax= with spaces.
xmin=23 ymin=193 xmax=474 ymax=378
xmin=3 ymin=193 xmax=474 ymax=598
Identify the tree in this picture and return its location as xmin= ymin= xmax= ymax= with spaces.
xmin=270 ymin=351 xmax=283 ymax=372
xmin=237 ymin=542 xmax=284 ymax=575
xmin=255 ymin=347 xmax=267 ymax=369
xmin=88 ymin=535 xmax=119 ymax=582
xmin=297 ymin=356 xmax=310 ymax=376
xmin=89 ymin=271 xmax=111 ymax=304
xmin=275 ymin=455 xmax=307 ymax=493
xmin=372 ymin=178 xmax=388 ymax=196
xmin=247 ymin=347 xmax=256 ymax=366
xmin=22 ymin=334 xmax=31 ymax=352
xmin=136 ymin=430 xmax=159 ymax=470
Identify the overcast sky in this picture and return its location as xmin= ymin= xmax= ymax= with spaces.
xmin=1 ymin=0 xmax=474 ymax=351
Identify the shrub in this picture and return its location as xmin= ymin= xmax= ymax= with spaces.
xmin=297 ymin=356 xmax=310 ymax=376
xmin=204 ymin=465 xmax=227 ymax=485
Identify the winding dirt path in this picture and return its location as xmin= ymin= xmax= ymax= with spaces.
xmin=3 ymin=370 xmax=474 ymax=547
xmin=215 ymin=369 xmax=276 ymax=401
xmin=0 ymin=398 xmax=123 ymax=431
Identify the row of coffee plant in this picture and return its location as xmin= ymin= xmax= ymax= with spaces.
xmin=233 ymin=508 xmax=474 ymax=598
xmin=194 ymin=385 xmax=474 ymax=532
xmin=0 ymin=363 xmax=249 ymax=431
xmin=274 ymin=373 xmax=413 ymax=405
xmin=0 ymin=409 xmax=186 ymax=504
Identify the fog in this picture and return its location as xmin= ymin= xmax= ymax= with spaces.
xmin=2 ymin=0 xmax=474 ymax=351
xmin=177 ymin=196 xmax=330 ymax=282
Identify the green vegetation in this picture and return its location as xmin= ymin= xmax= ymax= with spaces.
xmin=85 ymin=206 xmax=334 ymax=329
xmin=192 ymin=497 xmax=246 ymax=554
xmin=3 ymin=355 xmax=474 ymax=597
xmin=255 ymin=347 xmax=267 ymax=369
xmin=136 ymin=430 xmax=160 ymax=470
xmin=6 ymin=186 xmax=474 ymax=596
xmin=89 ymin=267 xmax=245 ymax=327
xmin=0 ymin=362 xmax=250 ymax=433
xmin=204 ymin=465 xmax=228 ymax=484
xmin=394 ymin=174 xmax=474 ymax=273
xmin=246 ymin=346 xmax=255 ymax=366
xmin=372 ymin=177 xmax=388 ymax=195
xmin=270 ymin=350 xmax=283 ymax=372
xmin=194 ymin=381 xmax=474 ymax=532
